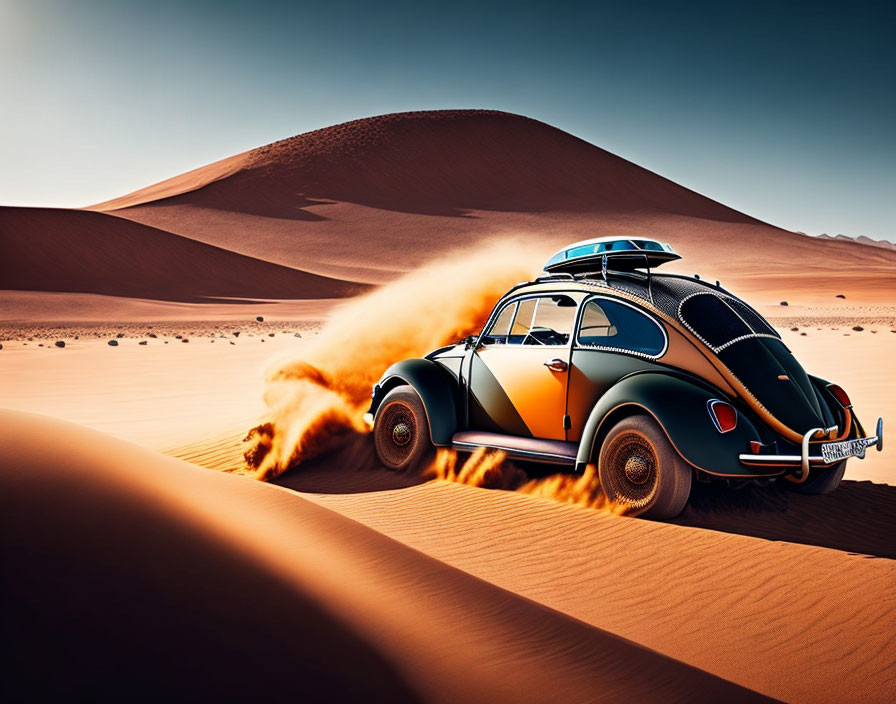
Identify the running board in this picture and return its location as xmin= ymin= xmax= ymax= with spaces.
xmin=451 ymin=431 xmax=578 ymax=466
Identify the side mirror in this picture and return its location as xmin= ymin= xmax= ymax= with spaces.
xmin=464 ymin=335 xmax=483 ymax=350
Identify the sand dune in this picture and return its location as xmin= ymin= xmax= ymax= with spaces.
xmin=91 ymin=110 xmax=752 ymax=220
xmin=89 ymin=150 xmax=251 ymax=211
xmin=1 ymin=411 xmax=773 ymax=703
xmin=294 ymin=474 xmax=896 ymax=704
xmin=817 ymin=232 xmax=896 ymax=251
xmin=85 ymin=110 xmax=896 ymax=300
xmin=0 ymin=205 xmax=364 ymax=304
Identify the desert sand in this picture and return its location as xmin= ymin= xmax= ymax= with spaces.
xmin=4 ymin=411 xmax=778 ymax=703
xmin=2 ymin=110 xmax=894 ymax=702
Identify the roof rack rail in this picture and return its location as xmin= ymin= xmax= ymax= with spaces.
xmin=534 ymin=272 xmax=576 ymax=282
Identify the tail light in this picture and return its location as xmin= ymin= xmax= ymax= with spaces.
xmin=826 ymin=383 xmax=852 ymax=408
xmin=707 ymin=399 xmax=737 ymax=433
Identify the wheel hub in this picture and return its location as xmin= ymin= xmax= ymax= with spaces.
xmin=623 ymin=454 xmax=651 ymax=484
xmin=392 ymin=421 xmax=412 ymax=446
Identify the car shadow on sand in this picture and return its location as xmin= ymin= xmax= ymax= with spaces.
xmin=669 ymin=479 xmax=896 ymax=560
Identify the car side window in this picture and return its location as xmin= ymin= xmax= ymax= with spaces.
xmin=483 ymin=296 xmax=578 ymax=346
xmin=523 ymin=295 xmax=578 ymax=346
xmin=577 ymin=298 xmax=666 ymax=357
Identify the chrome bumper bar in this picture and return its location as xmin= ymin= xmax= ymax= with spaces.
xmin=738 ymin=417 xmax=884 ymax=478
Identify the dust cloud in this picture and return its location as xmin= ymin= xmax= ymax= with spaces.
xmin=244 ymin=239 xmax=539 ymax=480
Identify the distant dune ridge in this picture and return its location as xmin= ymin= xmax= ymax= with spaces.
xmin=2 ymin=109 xmax=895 ymax=314
xmin=0 ymin=206 xmax=365 ymax=303
xmin=816 ymin=232 xmax=896 ymax=251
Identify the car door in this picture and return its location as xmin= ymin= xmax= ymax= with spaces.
xmin=469 ymin=294 xmax=581 ymax=440
xmin=566 ymin=296 xmax=669 ymax=441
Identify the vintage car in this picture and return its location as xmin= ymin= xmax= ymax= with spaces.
xmin=368 ymin=237 xmax=884 ymax=518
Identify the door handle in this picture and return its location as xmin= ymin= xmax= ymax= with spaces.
xmin=543 ymin=358 xmax=568 ymax=372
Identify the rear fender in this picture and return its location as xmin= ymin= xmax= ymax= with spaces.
xmin=576 ymin=372 xmax=767 ymax=477
xmin=369 ymin=358 xmax=459 ymax=446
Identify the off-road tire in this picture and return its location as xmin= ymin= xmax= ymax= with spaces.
xmin=373 ymin=386 xmax=433 ymax=471
xmin=598 ymin=414 xmax=692 ymax=519
xmin=790 ymin=461 xmax=846 ymax=495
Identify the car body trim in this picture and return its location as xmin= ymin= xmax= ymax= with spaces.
xmin=451 ymin=432 xmax=578 ymax=465
xmin=452 ymin=441 xmax=577 ymax=465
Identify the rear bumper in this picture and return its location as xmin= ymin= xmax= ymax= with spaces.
xmin=739 ymin=417 xmax=883 ymax=472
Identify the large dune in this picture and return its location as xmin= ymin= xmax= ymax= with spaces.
xmin=92 ymin=109 xmax=752 ymax=220
xmin=1 ymin=410 xmax=773 ymax=703
xmin=86 ymin=110 xmax=896 ymax=299
xmin=298 ymin=476 xmax=896 ymax=704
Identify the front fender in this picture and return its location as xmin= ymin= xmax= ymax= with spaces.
xmin=576 ymin=372 xmax=766 ymax=477
xmin=369 ymin=358 xmax=459 ymax=446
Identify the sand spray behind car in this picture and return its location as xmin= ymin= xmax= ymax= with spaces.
xmin=430 ymin=446 xmax=626 ymax=514
xmin=244 ymin=239 xmax=539 ymax=480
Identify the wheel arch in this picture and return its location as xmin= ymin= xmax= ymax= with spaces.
xmin=589 ymin=403 xmax=651 ymax=464
xmin=370 ymin=358 xmax=459 ymax=446
xmin=575 ymin=372 xmax=767 ymax=478
xmin=575 ymin=399 xmax=683 ymax=473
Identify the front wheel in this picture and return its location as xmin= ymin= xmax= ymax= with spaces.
xmin=598 ymin=415 xmax=692 ymax=519
xmin=373 ymin=386 xmax=433 ymax=471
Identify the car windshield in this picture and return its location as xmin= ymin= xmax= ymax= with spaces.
xmin=678 ymin=292 xmax=779 ymax=352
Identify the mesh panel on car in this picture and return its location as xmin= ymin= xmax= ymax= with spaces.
xmin=580 ymin=273 xmax=779 ymax=353
xmin=679 ymin=294 xmax=752 ymax=348
xmin=726 ymin=297 xmax=779 ymax=337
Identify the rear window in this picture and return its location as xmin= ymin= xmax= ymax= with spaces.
xmin=679 ymin=292 xmax=779 ymax=352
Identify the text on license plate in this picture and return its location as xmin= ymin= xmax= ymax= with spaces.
xmin=820 ymin=439 xmax=866 ymax=463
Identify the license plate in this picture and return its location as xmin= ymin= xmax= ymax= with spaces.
xmin=820 ymin=438 xmax=866 ymax=463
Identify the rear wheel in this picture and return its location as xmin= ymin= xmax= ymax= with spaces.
xmin=373 ymin=386 xmax=433 ymax=471
xmin=790 ymin=461 xmax=846 ymax=495
xmin=598 ymin=415 xmax=692 ymax=519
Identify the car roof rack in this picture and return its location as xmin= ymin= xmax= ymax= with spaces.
xmin=543 ymin=237 xmax=681 ymax=277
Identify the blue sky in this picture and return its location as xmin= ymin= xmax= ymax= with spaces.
xmin=1 ymin=0 xmax=893 ymax=239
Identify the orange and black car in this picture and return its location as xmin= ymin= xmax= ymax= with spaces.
xmin=368 ymin=237 xmax=884 ymax=518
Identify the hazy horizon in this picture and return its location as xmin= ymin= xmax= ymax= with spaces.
xmin=1 ymin=0 xmax=893 ymax=241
